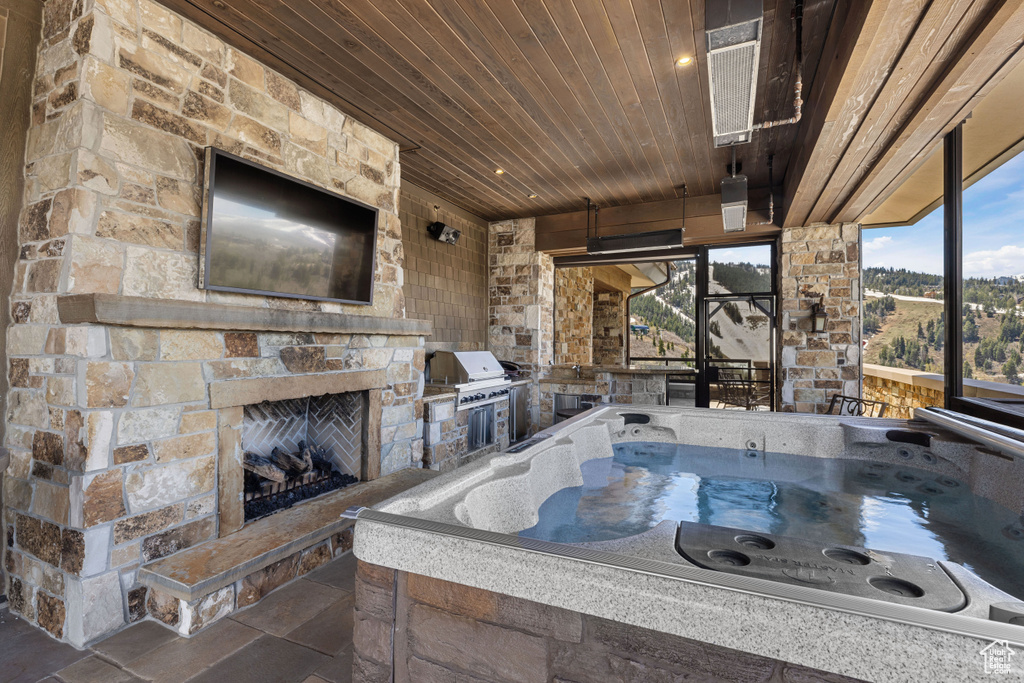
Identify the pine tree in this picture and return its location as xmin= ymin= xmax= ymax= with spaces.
xmin=963 ymin=360 xmax=973 ymax=379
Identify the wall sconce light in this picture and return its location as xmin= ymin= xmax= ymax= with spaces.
xmin=810 ymin=299 xmax=828 ymax=333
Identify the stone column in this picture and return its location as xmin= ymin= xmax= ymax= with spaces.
xmin=553 ymin=267 xmax=593 ymax=365
xmin=779 ymin=223 xmax=862 ymax=413
xmin=487 ymin=218 xmax=553 ymax=431
xmin=593 ymin=290 xmax=626 ymax=366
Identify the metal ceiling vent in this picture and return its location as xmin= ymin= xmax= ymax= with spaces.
xmin=706 ymin=0 xmax=764 ymax=148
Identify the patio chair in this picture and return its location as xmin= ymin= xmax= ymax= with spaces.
xmin=827 ymin=394 xmax=888 ymax=418
xmin=718 ymin=369 xmax=757 ymax=410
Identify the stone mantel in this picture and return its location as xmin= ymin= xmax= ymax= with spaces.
xmin=209 ymin=370 xmax=387 ymax=409
xmin=56 ymin=294 xmax=433 ymax=336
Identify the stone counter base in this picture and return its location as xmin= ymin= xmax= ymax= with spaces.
xmin=352 ymin=560 xmax=866 ymax=683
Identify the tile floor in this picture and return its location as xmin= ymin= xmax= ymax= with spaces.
xmin=1 ymin=552 xmax=357 ymax=683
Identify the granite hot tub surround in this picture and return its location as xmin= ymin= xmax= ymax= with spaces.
xmin=351 ymin=405 xmax=1024 ymax=682
xmin=3 ymin=0 xmax=432 ymax=646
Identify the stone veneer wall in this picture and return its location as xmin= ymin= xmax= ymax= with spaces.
xmin=400 ymin=184 xmax=488 ymax=354
xmin=779 ymin=223 xmax=862 ymax=413
xmin=351 ymin=561 xmax=865 ymax=683
xmin=862 ymin=368 xmax=941 ymax=419
xmin=0 ymin=0 xmax=44 ymax=605
xmin=487 ymin=218 xmax=553 ymax=432
xmin=421 ymin=393 xmax=509 ymax=472
xmin=593 ymin=290 xmax=626 ymax=365
xmin=554 ymin=266 xmax=593 ymax=365
xmin=4 ymin=0 xmax=424 ymax=646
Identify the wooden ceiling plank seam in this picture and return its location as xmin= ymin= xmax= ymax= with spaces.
xmin=321 ymin=0 xmax=603 ymax=210
xmin=611 ymin=0 xmax=702 ymax=200
xmin=596 ymin=0 xmax=693 ymax=198
xmin=363 ymin=0 xmax=619 ymax=213
xmin=782 ymin=0 xmax=915 ymax=227
xmin=660 ymin=0 xmax=715 ymax=196
xmin=542 ymin=0 xmax=674 ymax=202
xmin=834 ymin=0 xmax=1024 ymax=222
xmin=177 ymin=0 xmax=521 ymax=214
xmin=813 ymin=0 xmax=986 ymax=222
xmin=272 ymin=0 xmax=588 ymax=209
xmin=456 ymin=0 xmax=639 ymax=207
xmin=792 ymin=0 xmax=931 ymax=223
xmin=483 ymin=0 xmax=651 ymax=205
xmin=522 ymin=0 xmax=667 ymax=203
xmin=419 ymin=0 xmax=628 ymax=208
xmin=572 ymin=0 xmax=681 ymax=202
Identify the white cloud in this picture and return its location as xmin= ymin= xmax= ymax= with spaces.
xmin=863 ymin=236 xmax=892 ymax=253
xmin=963 ymin=244 xmax=1024 ymax=278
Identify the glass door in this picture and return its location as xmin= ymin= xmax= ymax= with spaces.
xmin=698 ymin=244 xmax=777 ymax=410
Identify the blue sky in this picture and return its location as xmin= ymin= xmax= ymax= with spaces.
xmin=862 ymin=152 xmax=1024 ymax=277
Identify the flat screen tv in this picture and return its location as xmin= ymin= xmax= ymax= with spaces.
xmin=200 ymin=147 xmax=379 ymax=305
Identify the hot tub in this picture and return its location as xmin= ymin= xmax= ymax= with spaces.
xmin=350 ymin=406 xmax=1024 ymax=682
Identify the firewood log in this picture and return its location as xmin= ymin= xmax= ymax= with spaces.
xmin=242 ymin=451 xmax=286 ymax=482
xmin=269 ymin=447 xmax=301 ymax=477
xmin=298 ymin=447 xmax=314 ymax=473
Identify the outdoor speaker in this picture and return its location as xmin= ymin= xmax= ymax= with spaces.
xmin=427 ymin=221 xmax=461 ymax=245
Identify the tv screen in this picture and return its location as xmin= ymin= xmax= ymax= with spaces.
xmin=200 ymin=148 xmax=378 ymax=305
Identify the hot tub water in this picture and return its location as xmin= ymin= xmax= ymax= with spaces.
xmin=518 ymin=441 xmax=1024 ymax=599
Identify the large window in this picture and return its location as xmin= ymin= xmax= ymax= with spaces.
xmin=861 ymin=139 xmax=1024 ymax=389
xmin=960 ymin=145 xmax=1024 ymax=386
xmin=860 ymin=142 xmax=946 ymax=375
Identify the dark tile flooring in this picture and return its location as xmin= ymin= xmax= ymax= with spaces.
xmin=1 ymin=553 xmax=357 ymax=683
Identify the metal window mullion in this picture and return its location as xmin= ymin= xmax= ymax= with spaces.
xmin=943 ymin=125 xmax=964 ymax=407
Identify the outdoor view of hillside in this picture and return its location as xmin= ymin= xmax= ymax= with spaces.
xmin=629 ymin=258 xmax=772 ymax=363
xmin=863 ymin=267 xmax=1024 ymax=385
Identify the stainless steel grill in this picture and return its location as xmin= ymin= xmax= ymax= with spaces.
xmin=428 ymin=351 xmax=511 ymax=411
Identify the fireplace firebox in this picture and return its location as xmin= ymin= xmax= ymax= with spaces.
xmin=241 ymin=393 xmax=364 ymax=522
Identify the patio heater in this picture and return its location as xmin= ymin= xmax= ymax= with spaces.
xmin=705 ymin=0 xmax=763 ymax=148
xmin=585 ymin=193 xmax=686 ymax=254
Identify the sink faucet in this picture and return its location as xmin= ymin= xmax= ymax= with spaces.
xmin=572 ymin=363 xmax=582 ymax=379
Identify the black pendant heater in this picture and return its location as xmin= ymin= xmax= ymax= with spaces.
xmin=585 ymin=190 xmax=686 ymax=255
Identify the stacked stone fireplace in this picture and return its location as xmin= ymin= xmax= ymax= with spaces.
xmin=3 ymin=0 xmax=429 ymax=647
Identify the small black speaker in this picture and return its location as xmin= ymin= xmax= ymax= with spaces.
xmin=427 ymin=221 xmax=461 ymax=245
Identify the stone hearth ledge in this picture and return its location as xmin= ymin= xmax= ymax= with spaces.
xmin=56 ymin=294 xmax=432 ymax=335
xmin=139 ymin=468 xmax=437 ymax=602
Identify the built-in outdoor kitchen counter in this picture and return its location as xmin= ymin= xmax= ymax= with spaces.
xmin=421 ymin=352 xmax=517 ymax=471
xmin=538 ymin=364 xmax=686 ymax=428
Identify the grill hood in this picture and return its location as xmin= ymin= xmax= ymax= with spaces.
xmin=429 ymin=351 xmax=505 ymax=384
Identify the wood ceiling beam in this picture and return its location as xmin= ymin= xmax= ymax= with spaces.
xmin=782 ymin=0 xmax=907 ymax=228
xmin=833 ymin=0 xmax=1024 ymax=223
xmin=812 ymin=0 xmax=985 ymax=222
xmin=534 ymin=191 xmax=778 ymax=253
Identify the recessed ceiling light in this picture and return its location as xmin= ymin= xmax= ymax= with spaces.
xmin=528 ymin=193 xmax=538 ymax=199
xmin=676 ymin=56 xmax=692 ymax=66
xmin=495 ymin=169 xmax=505 ymax=174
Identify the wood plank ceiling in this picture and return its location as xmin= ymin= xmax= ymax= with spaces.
xmin=156 ymin=0 xmax=835 ymax=221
